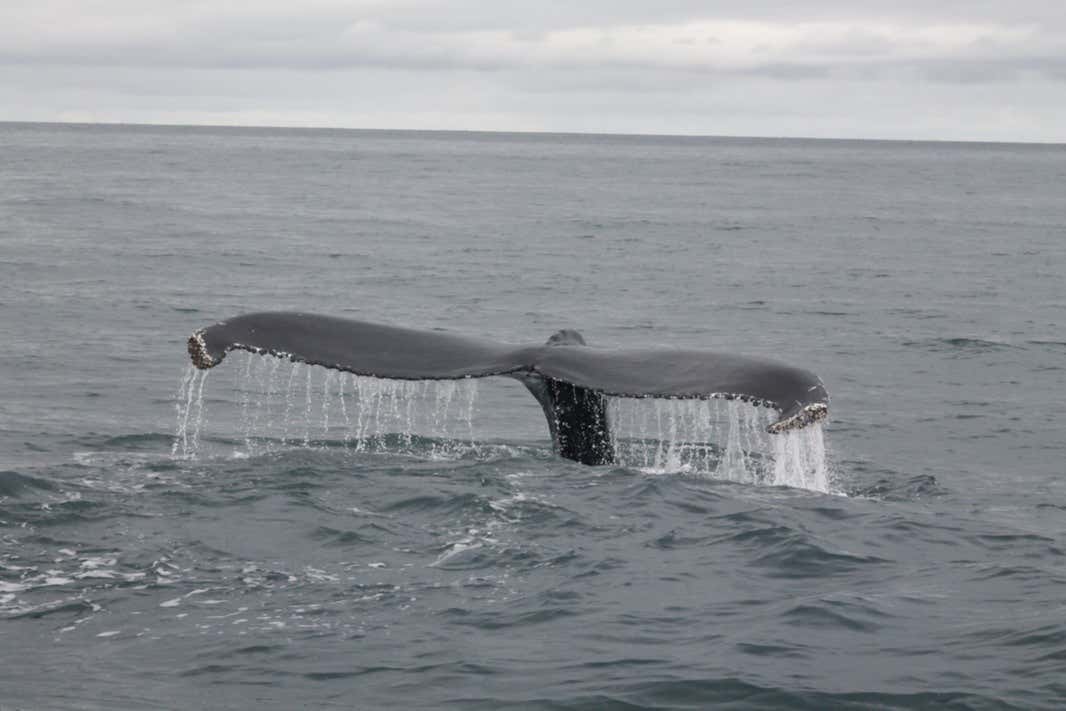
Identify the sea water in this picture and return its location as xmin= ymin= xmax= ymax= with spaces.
xmin=2 ymin=123 xmax=1065 ymax=709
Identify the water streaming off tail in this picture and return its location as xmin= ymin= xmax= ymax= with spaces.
xmin=172 ymin=365 xmax=209 ymax=458
xmin=607 ymin=397 xmax=833 ymax=492
xmin=172 ymin=353 xmax=833 ymax=493
xmin=172 ymin=353 xmax=480 ymax=460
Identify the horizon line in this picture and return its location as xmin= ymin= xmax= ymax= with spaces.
xmin=1 ymin=119 xmax=1063 ymax=148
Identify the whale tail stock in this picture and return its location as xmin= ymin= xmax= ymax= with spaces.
xmin=187 ymin=312 xmax=829 ymax=464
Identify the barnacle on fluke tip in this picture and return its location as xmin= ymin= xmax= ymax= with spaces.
xmin=767 ymin=402 xmax=829 ymax=434
xmin=186 ymin=312 xmax=830 ymax=465
xmin=187 ymin=330 xmax=214 ymax=370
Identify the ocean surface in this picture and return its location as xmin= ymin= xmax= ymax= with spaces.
xmin=2 ymin=122 xmax=1065 ymax=709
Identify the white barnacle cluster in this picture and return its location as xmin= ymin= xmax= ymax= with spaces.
xmin=703 ymin=391 xmax=778 ymax=411
xmin=187 ymin=330 xmax=214 ymax=370
xmin=238 ymin=343 xmax=301 ymax=365
xmin=766 ymin=402 xmax=829 ymax=434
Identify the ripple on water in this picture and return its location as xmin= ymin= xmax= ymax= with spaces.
xmin=0 ymin=469 xmax=60 ymax=497
xmin=901 ymin=336 xmax=1022 ymax=357
xmin=848 ymin=471 xmax=946 ymax=501
xmin=703 ymin=522 xmax=888 ymax=579
xmin=781 ymin=596 xmax=893 ymax=633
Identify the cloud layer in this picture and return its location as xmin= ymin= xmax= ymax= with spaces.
xmin=2 ymin=1 xmax=1064 ymax=141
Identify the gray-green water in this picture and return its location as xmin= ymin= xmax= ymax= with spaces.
xmin=2 ymin=123 xmax=1065 ymax=709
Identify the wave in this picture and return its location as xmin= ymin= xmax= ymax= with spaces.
xmin=508 ymin=678 xmax=1027 ymax=710
xmin=901 ymin=336 xmax=1021 ymax=355
xmin=0 ymin=469 xmax=60 ymax=497
xmin=851 ymin=474 xmax=945 ymax=501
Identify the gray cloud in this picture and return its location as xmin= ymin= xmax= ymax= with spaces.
xmin=1 ymin=0 xmax=1064 ymax=141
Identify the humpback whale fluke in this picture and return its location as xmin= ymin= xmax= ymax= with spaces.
xmin=187 ymin=312 xmax=829 ymax=465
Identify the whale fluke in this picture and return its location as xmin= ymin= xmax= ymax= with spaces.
xmin=187 ymin=312 xmax=829 ymax=464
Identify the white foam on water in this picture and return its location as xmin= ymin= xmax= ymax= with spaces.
xmin=607 ymin=397 xmax=833 ymax=493
xmin=430 ymin=540 xmax=484 ymax=568
xmin=0 ymin=550 xmax=157 ymax=621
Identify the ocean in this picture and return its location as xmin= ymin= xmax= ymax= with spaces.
xmin=1 ymin=122 xmax=1065 ymax=709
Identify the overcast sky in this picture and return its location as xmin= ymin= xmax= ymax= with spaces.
xmin=3 ymin=0 xmax=1064 ymax=142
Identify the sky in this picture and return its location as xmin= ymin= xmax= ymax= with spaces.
xmin=2 ymin=0 xmax=1064 ymax=142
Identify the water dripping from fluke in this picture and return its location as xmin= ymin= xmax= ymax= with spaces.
xmin=607 ymin=397 xmax=835 ymax=493
xmin=171 ymin=353 xmax=482 ymax=462
xmin=171 ymin=352 xmax=835 ymax=493
xmin=172 ymin=365 xmax=210 ymax=460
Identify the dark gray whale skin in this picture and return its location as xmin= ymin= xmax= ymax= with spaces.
xmin=188 ymin=312 xmax=829 ymax=465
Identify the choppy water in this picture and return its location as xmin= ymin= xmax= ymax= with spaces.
xmin=2 ymin=122 xmax=1065 ymax=709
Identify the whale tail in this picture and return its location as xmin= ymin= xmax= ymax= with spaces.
xmin=187 ymin=312 xmax=829 ymax=464
xmin=517 ymin=329 xmax=612 ymax=464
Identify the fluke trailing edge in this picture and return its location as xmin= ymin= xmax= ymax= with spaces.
xmin=187 ymin=312 xmax=829 ymax=465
